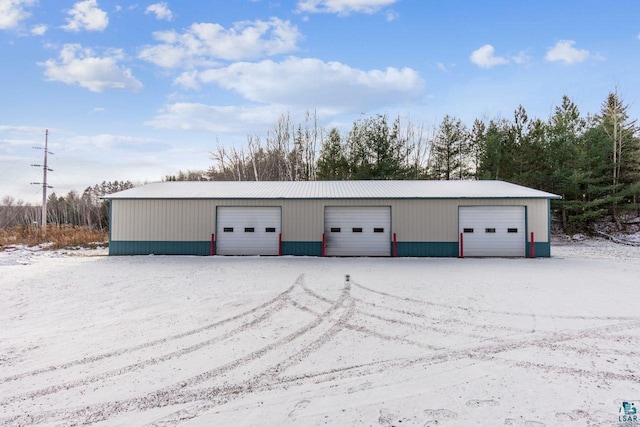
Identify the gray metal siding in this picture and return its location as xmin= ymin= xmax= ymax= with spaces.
xmin=111 ymin=199 xmax=216 ymax=242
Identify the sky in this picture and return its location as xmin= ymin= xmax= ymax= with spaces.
xmin=1 ymin=0 xmax=639 ymax=204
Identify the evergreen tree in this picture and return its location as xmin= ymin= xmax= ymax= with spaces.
xmin=508 ymin=105 xmax=532 ymax=183
xmin=476 ymin=118 xmax=510 ymax=180
xmin=545 ymin=96 xmax=589 ymax=230
xmin=429 ymin=115 xmax=469 ymax=180
xmin=518 ymin=117 xmax=548 ymax=189
xmin=595 ymin=91 xmax=639 ymax=225
xmin=316 ymin=128 xmax=349 ymax=180
xmin=346 ymin=114 xmax=410 ymax=180
xmin=468 ymin=119 xmax=486 ymax=179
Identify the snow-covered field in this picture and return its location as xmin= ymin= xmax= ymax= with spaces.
xmin=1 ymin=240 xmax=639 ymax=427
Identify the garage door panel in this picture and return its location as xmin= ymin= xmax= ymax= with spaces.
xmin=460 ymin=206 xmax=525 ymax=257
xmin=325 ymin=207 xmax=390 ymax=256
xmin=216 ymin=207 xmax=281 ymax=255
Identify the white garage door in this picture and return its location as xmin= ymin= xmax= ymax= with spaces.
xmin=324 ymin=206 xmax=391 ymax=256
xmin=216 ymin=207 xmax=281 ymax=255
xmin=459 ymin=206 xmax=526 ymax=257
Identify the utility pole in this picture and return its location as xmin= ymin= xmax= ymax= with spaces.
xmin=31 ymin=129 xmax=53 ymax=236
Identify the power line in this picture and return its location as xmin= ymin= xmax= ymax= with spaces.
xmin=30 ymin=129 xmax=53 ymax=235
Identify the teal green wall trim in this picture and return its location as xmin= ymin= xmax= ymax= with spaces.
xmin=108 ymin=240 xmax=549 ymax=257
xmin=523 ymin=239 xmax=552 ymax=258
xmin=524 ymin=241 xmax=551 ymax=258
xmin=396 ymin=242 xmax=459 ymax=257
xmin=109 ymin=241 xmax=210 ymax=255
xmin=281 ymin=241 xmax=322 ymax=256
xmin=534 ymin=242 xmax=551 ymax=258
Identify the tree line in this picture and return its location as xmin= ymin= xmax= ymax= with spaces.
xmin=166 ymin=91 xmax=639 ymax=232
xmin=1 ymin=181 xmax=134 ymax=230
xmin=2 ymin=90 xmax=638 ymax=234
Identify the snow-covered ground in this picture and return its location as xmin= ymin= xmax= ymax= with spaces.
xmin=1 ymin=240 xmax=639 ymax=427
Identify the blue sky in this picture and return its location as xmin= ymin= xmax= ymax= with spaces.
xmin=1 ymin=0 xmax=639 ymax=203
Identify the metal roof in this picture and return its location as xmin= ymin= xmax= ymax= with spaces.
xmin=105 ymin=180 xmax=561 ymax=200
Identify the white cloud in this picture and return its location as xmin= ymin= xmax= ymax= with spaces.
xmin=182 ymin=57 xmax=425 ymax=113
xmin=39 ymin=44 xmax=143 ymax=92
xmin=150 ymin=57 xmax=425 ymax=134
xmin=545 ymin=40 xmax=590 ymax=64
xmin=511 ymin=50 xmax=532 ymax=65
xmin=62 ymin=0 xmax=109 ymax=32
xmin=0 ymin=125 xmax=50 ymax=155
xmin=30 ymin=24 xmax=47 ymax=35
xmin=297 ymin=0 xmax=398 ymax=16
xmin=139 ymin=18 xmax=302 ymax=68
xmin=145 ymin=103 xmax=281 ymax=133
xmin=64 ymin=133 xmax=168 ymax=152
xmin=0 ymin=0 xmax=36 ymax=30
xmin=436 ymin=62 xmax=447 ymax=72
xmin=145 ymin=2 xmax=172 ymax=21
xmin=0 ymin=124 xmax=46 ymax=134
xmin=174 ymin=71 xmax=200 ymax=89
xmin=470 ymin=44 xmax=509 ymax=69
xmin=385 ymin=9 xmax=399 ymax=22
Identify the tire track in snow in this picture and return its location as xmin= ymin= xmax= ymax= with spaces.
xmin=302 ymin=280 xmax=531 ymax=340
xmin=152 ymin=321 xmax=640 ymax=427
xmin=353 ymin=281 xmax=639 ymax=321
xmin=0 ymin=278 xmax=300 ymax=385
xmin=592 ymin=333 xmax=640 ymax=343
xmin=156 ymin=297 xmax=640 ymax=425
xmin=257 ymin=281 xmax=354 ymax=381
xmin=481 ymin=355 xmax=640 ymax=383
xmin=5 ymin=277 xmax=640 ymax=426
xmin=295 ymin=279 xmax=456 ymax=348
xmin=2 ymin=275 xmax=354 ymax=426
xmin=274 ymin=318 xmax=640 ymax=390
xmin=299 ymin=285 xmax=484 ymax=339
xmin=357 ymin=309 xmax=490 ymax=340
xmin=300 ymin=281 xmax=334 ymax=305
xmin=344 ymin=323 xmax=443 ymax=351
xmin=143 ymin=314 xmax=640 ymax=427
xmin=148 ymin=278 xmax=640 ymax=426
xmin=354 ymin=297 xmax=535 ymax=335
xmin=0 ymin=274 xmax=327 ymax=406
xmin=0 ymin=298 xmax=291 ymax=407
xmin=287 ymin=297 xmax=322 ymax=316
xmin=541 ymin=343 xmax=640 ymax=359
xmin=147 ymin=277 xmax=355 ymax=426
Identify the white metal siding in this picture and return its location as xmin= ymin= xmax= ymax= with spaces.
xmin=324 ymin=207 xmax=391 ymax=256
xmin=459 ymin=206 xmax=526 ymax=257
xmin=216 ymin=207 xmax=281 ymax=255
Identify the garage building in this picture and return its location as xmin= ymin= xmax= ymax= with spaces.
xmin=105 ymin=180 xmax=560 ymax=257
